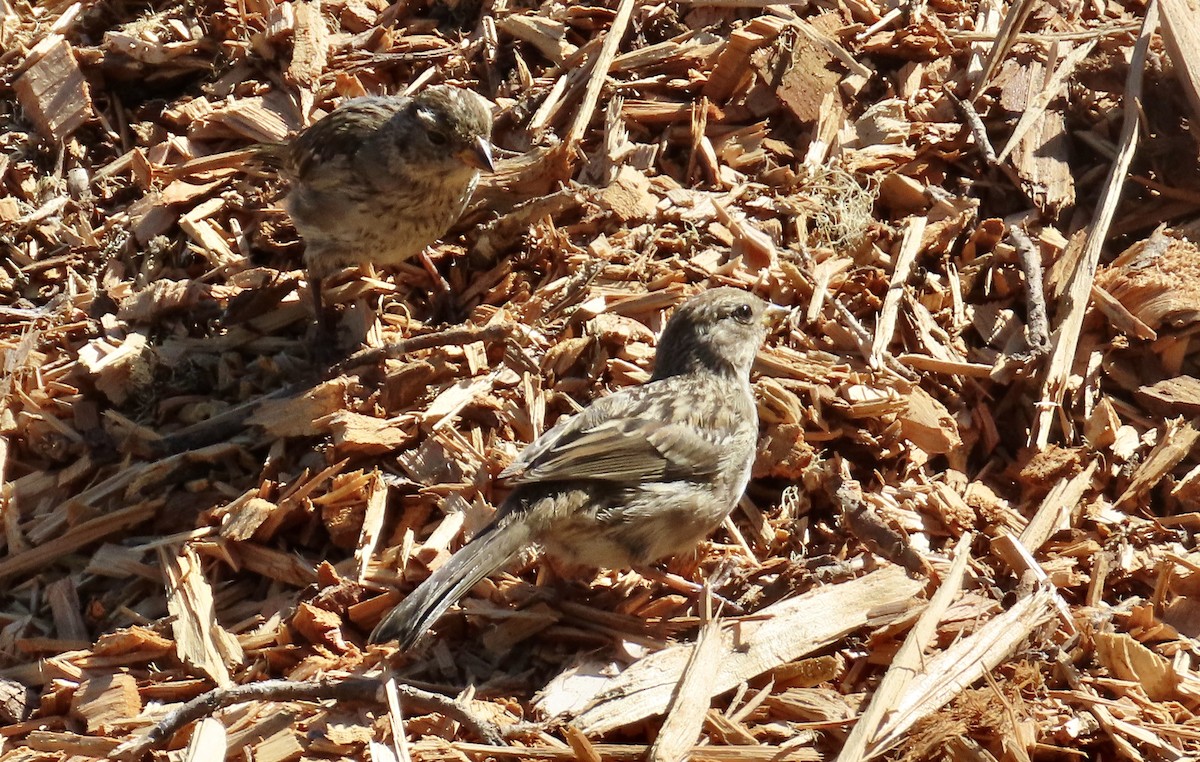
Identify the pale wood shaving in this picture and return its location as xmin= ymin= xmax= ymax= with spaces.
xmin=162 ymin=545 xmax=245 ymax=687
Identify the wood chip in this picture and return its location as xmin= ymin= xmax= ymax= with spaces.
xmin=13 ymin=38 xmax=94 ymax=141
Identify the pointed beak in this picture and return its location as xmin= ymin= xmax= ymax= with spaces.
xmin=762 ymin=303 xmax=792 ymax=329
xmin=460 ymin=136 xmax=495 ymax=172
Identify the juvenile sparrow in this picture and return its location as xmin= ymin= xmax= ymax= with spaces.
xmin=271 ymin=85 xmax=494 ymax=324
xmin=370 ymin=287 xmax=789 ymax=649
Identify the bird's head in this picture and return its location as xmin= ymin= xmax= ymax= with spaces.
xmin=407 ymin=85 xmax=495 ymax=173
xmin=651 ymin=287 xmax=790 ymax=382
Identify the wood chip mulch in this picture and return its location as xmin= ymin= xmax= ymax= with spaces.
xmin=3 ymin=0 xmax=1200 ymax=760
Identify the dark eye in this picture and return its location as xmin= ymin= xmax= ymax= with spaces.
xmin=731 ymin=303 xmax=754 ymax=323
xmin=427 ymin=130 xmax=449 ymax=146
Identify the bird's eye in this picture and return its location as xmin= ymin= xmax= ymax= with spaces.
xmin=427 ymin=130 xmax=449 ymax=146
xmin=731 ymin=303 xmax=754 ymax=323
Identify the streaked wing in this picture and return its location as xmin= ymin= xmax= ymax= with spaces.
xmin=502 ymin=385 xmax=725 ymax=485
xmin=498 ymin=412 xmax=576 ymax=480
xmin=285 ymin=97 xmax=402 ymax=181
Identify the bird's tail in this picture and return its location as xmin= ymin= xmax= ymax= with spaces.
xmin=245 ymin=141 xmax=289 ymax=172
xmin=369 ymin=519 xmax=530 ymax=650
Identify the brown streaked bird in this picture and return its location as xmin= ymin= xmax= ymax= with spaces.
xmin=268 ymin=84 xmax=494 ymax=326
xmin=370 ymin=287 xmax=789 ymax=649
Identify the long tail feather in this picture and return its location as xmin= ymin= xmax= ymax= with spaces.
xmin=369 ymin=520 xmax=530 ymax=650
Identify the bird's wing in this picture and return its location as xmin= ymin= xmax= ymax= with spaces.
xmin=501 ymin=387 xmax=726 ymax=484
xmin=284 ymin=98 xmax=402 ymax=181
xmin=498 ymin=411 xmax=578 ymax=480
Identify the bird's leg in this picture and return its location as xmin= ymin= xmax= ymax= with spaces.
xmin=307 ymin=269 xmax=341 ymax=364
xmin=309 ymin=269 xmax=326 ymax=323
xmin=418 ymin=249 xmax=453 ymax=297
xmin=418 ymin=248 xmax=462 ymax=324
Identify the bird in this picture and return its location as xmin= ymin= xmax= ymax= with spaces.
xmin=268 ymin=84 xmax=494 ymax=329
xmin=370 ymin=287 xmax=790 ymax=649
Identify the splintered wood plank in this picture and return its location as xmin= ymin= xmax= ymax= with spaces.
xmin=179 ymin=200 xmax=241 ymax=268
xmin=563 ymin=0 xmax=635 ymax=147
xmin=13 ymin=38 xmax=94 ymax=141
xmin=1116 ymin=418 xmax=1200 ymax=510
xmin=996 ymin=41 xmax=1096 ymax=165
xmin=1160 ymin=0 xmax=1200 ymax=122
xmin=1139 ymin=376 xmax=1200 ymax=415
xmin=217 ymin=496 xmax=280 ymax=541
xmin=91 ymin=626 xmax=174 ymax=661
xmin=1032 ymin=4 xmax=1157 ymax=448
xmin=1020 ymin=460 xmax=1098 ymax=552
xmin=703 ymin=29 xmax=767 ymax=103
xmin=898 ymin=384 xmax=962 ymax=456
xmin=46 ymin=577 xmax=88 ymax=642
xmin=869 ymin=216 xmax=925 ymax=368
xmin=837 ymin=534 xmax=973 ymax=762
xmin=497 ymin=14 xmax=578 ymax=64
xmin=765 ymin=20 xmax=849 ymax=124
xmin=22 ymin=730 xmax=121 ymax=756
xmin=194 ymin=94 xmax=297 ymax=142
xmin=288 ymin=0 xmax=328 ymax=87
xmin=355 ymin=471 xmax=389 ymax=580
xmin=162 ymin=544 xmax=245 ymax=686
xmin=1093 ymin=632 xmax=1176 ymax=702
xmin=229 ymin=541 xmax=319 ymax=586
xmin=1095 ymin=234 xmax=1200 ymax=331
xmin=867 ymin=587 xmax=1058 ymax=754
xmin=0 ymin=196 xmax=21 ymax=221
xmin=1010 ymin=100 xmax=1075 ymax=217
xmin=543 ymin=567 xmax=924 ymax=734
xmin=183 ymin=717 xmax=228 ymax=762
xmin=249 ymin=379 xmax=353 ymax=438
xmin=647 ymin=616 xmax=724 ymax=762
xmin=254 ymin=727 xmax=305 ymax=762
xmin=0 ymin=677 xmax=33 ymax=725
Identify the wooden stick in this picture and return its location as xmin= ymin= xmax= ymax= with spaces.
xmin=969 ymin=0 xmax=1038 ymax=99
xmin=869 ymin=216 xmax=926 ymax=369
xmin=329 ymin=322 xmax=512 ymax=375
xmin=562 ymin=0 xmax=635 ymax=148
xmin=944 ymin=85 xmax=997 ymax=165
xmin=1031 ymin=0 xmax=1158 ymax=448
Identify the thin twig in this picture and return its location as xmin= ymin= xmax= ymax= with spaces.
xmin=329 ymin=322 xmax=513 ymax=375
xmin=1008 ymin=225 xmax=1050 ymax=355
xmin=108 ymin=677 xmax=506 ymax=761
xmin=944 ymin=85 xmax=997 ymax=165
